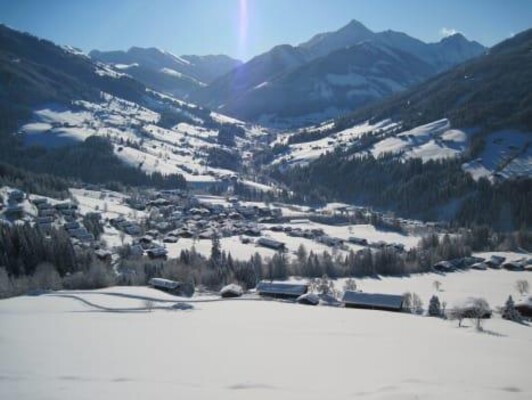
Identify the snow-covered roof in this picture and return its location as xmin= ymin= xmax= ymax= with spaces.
xmin=256 ymin=281 xmax=308 ymax=296
xmin=149 ymin=278 xmax=179 ymax=290
xmin=220 ymin=284 xmax=244 ymax=297
xmin=342 ymin=291 xmax=404 ymax=310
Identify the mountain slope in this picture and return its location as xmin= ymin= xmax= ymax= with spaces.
xmin=0 ymin=25 xmax=266 ymax=189
xmin=218 ymin=42 xmax=436 ymax=126
xmin=89 ymin=47 xmax=241 ymax=98
xmin=193 ymin=20 xmax=486 ymax=127
xmin=271 ymin=29 xmax=532 ymax=227
xmin=0 ymin=24 xmax=149 ymax=136
xmin=336 ymin=28 xmax=532 ymax=132
xmin=191 ymin=44 xmax=312 ymax=110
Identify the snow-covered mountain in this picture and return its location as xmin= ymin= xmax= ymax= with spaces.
xmin=193 ymin=19 xmax=486 ymax=127
xmin=0 ymin=24 xmax=267 ymax=188
xmin=214 ymin=41 xmax=437 ymax=127
xmin=89 ymin=47 xmax=242 ymax=98
xmin=268 ymin=28 xmax=531 ymax=225
xmin=274 ymin=27 xmax=532 ymax=180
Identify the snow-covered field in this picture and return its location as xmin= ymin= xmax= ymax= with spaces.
xmin=274 ymin=118 xmax=531 ymax=181
xmin=462 ymin=130 xmax=532 ymax=181
xmin=273 ymin=119 xmax=398 ymax=166
xmin=369 ymin=119 xmax=469 ymax=161
xmin=1 ymin=268 xmax=531 ymax=400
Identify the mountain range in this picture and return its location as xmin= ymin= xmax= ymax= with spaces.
xmin=89 ymin=47 xmax=241 ymax=98
xmin=189 ymin=20 xmax=485 ymax=127
xmin=0 ymin=19 xmax=530 ymax=228
xmin=270 ymin=28 xmax=532 ymax=226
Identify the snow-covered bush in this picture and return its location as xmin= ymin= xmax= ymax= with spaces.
xmin=311 ymin=275 xmax=336 ymax=296
xmin=343 ymin=278 xmax=357 ymax=292
xmin=515 ymin=280 xmax=529 ymax=296
xmin=403 ymin=292 xmax=423 ymax=314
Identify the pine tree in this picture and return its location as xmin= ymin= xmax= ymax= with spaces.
xmin=428 ymin=295 xmax=442 ymax=317
xmin=502 ymin=295 xmax=522 ymax=322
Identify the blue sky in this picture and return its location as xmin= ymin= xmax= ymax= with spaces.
xmin=0 ymin=0 xmax=530 ymax=61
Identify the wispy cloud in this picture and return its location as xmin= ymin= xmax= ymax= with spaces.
xmin=440 ymin=27 xmax=461 ymax=37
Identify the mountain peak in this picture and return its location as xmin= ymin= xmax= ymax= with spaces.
xmin=299 ymin=18 xmax=375 ymax=58
xmin=343 ymin=19 xmax=372 ymax=33
xmin=441 ymin=32 xmax=468 ymax=43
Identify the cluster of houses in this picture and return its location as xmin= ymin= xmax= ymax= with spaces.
xmin=266 ymin=224 xmax=405 ymax=252
xmin=255 ymin=281 xmax=404 ymax=311
xmin=434 ymin=255 xmax=532 ymax=273
xmin=34 ymin=198 xmax=99 ymax=245
xmin=149 ymin=277 xmax=532 ymax=318
xmin=117 ymin=190 xmax=289 ymax=256
xmin=0 ymin=189 xmax=106 ymax=257
xmin=148 ymin=278 xmax=407 ymax=312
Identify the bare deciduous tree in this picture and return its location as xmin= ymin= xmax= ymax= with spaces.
xmin=343 ymin=278 xmax=357 ymax=292
xmin=449 ymin=297 xmax=491 ymax=331
xmin=403 ymin=292 xmax=423 ymax=314
xmin=516 ymin=280 xmax=529 ymax=296
xmin=433 ymin=280 xmax=442 ymax=292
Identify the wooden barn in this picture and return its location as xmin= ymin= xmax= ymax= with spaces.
xmin=516 ymin=297 xmax=532 ymax=318
xmin=257 ymin=237 xmax=286 ymax=251
xmin=501 ymin=261 xmax=525 ymax=271
xmin=149 ymin=278 xmax=181 ymax=294
xmin=256 ymin=281 xmax=308 ymax=299
xmin=146 ymin=246 xmax=168 ymax=259
xmin=342 ymin=291 xmax=404 ymax=312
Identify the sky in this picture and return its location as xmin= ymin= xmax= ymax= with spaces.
xmin=0 ymin=0 xmax=530 ymax=61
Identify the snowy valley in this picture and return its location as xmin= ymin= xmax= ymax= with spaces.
xmin=0 ymin=9 xmax=531 ymax=400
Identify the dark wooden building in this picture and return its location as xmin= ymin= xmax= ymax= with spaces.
xmin=516 ymin=297 xmax=532 ymax=318
xmin=342 ymin=291 xmax=404 ymax=312
xmin=256 ymin=281 xmax=308 ymax=299
xmin=257 ymin=237 xmax=286 ymax=251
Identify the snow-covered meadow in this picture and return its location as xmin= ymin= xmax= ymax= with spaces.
xmin=19 ymin=93 xmax=268 ymax=184
xmin=274 ymin=117 xmax=532 ymax=181
xmin=1 ymin=268 xmax=531 ymax=400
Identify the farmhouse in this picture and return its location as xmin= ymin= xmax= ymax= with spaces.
xmin=257 ymin=237 xmax=286 ymax=251
xmin=502 ymin=261 xmax=525 ymax=271
xmin=149 ymin=277 xmax=180 ymax=293
xmin=342 ymin=291 xmax=404 ymax=312
xmin=515 ymin=297 xmax=532 ymax=318
xmin=348 ymin=236 xmax=368 ymax=246
xmin=296 ymin=293 xmax=320 ymax=305
xmin=146 ymin=246 xmax=168 ymax=259
xmin=319 ymin=235 xmax=344 ymax=247
xmin=256 ymin=281 xmax=308 ymax=299
xmin=433 ymin=260 xmax=454 ymax=273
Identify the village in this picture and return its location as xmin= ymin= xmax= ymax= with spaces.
xmin=1 ymin=183 xmax=532 ymax=321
